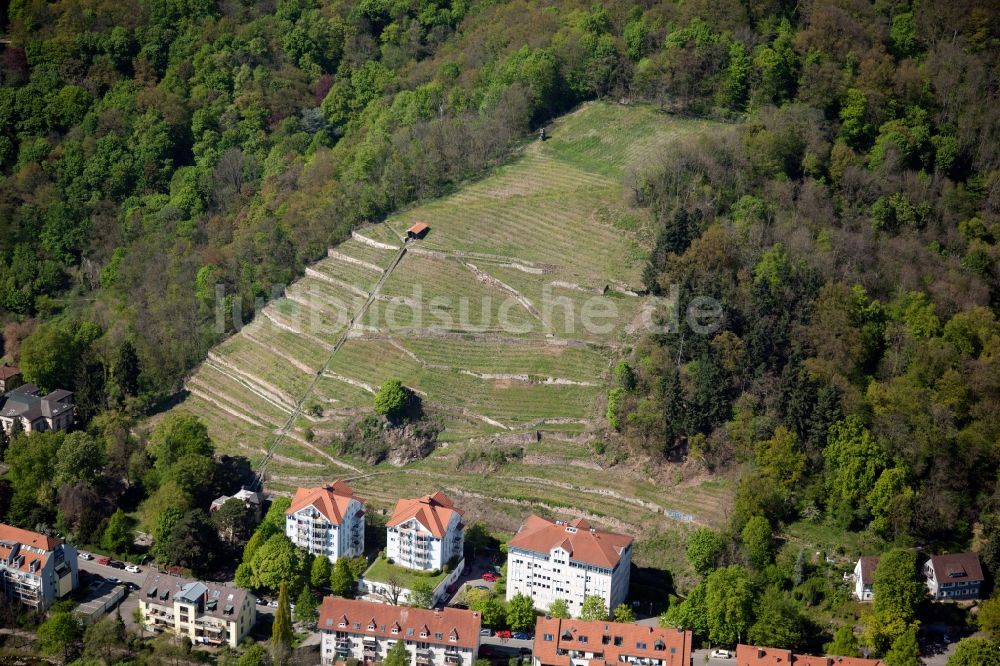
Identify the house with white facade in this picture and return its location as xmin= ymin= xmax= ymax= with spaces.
xmin=318 ymin=596 xmax=480 ymax=666
xmin=853 ymin=556 xmax=878 ymax=601
xmin=387 ymin=492 xmax=464 ymax=571
xmin=286 ymin=481 xmax=365 ymax=562
xmin=924 ymin=552 xmax=983 ymax=600
xmin=0 ymin=523 xmax=78 ymax=611
xmin=138 ymin=572 xmax=256 ymax=647
xmin=506 ymin=516 xmax=632 ymax=617
xmin=0 ymin=384 xmax=74 ymax=434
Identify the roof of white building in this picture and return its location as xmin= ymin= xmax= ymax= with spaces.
xmin=508 ymin=515 xmax=632 ymax=568
xmin=287 ymin=480 xmax=363 ymax=525
xmin=387 ymin=491 xmax=464 ymax=538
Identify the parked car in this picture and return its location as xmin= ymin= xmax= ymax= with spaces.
xmin=482 ymin=572 xmax=499 ymax=582
xmin=495 ymin=630 xmax=512 ymax=639
xmin=710 ymin=650 xmax=733 ymax=659
xmin=268 ymin=600 xmax=279 ymax=608
xmin=256 ymin=598 xmax=266 ymax=605
xmin=512 ymin=632 xmax=530 ymax=640
xmin=97 ymin=557 xmax=110 ymax=565
xmin=125 ymin=565 xmax=141 ymax=573
xmin=127 ymin=582 xmax=140 ymax=591
xmin=108 ymin=560 xmax=126 ymax=570
xmin=107 ymin=577 xmax=120 ymax=584
xmin=479 ymin=629 xmax=492 ymax=637
xmin=474 ymin=585 xmax=490 ymax=591
xmin=79 ymin=552 xmax=93 ymax=560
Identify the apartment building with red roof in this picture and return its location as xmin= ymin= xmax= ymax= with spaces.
xmin=736 ymin=644 xmax=886 ymax=666
xmin=532 ymin=617 xmax=691 ymax=666
xmin=387 ymin=492 xmax=465 ymax=572
xmin=318 ymin=596 xmax=481 ymax=666
xmin=0 ymin=523 xmax=79 ymax=611
xmin=285 ymin=481 xmax=365 ymax=562
xmin=506 ymin=515 xmax=633 ymax=616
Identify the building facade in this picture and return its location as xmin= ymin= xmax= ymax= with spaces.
xmin=286 ymin=481 xmax=365 ymax=562
xmin=0 ymin=524 xmax=78 ymax=611
xmin=0 ymin=365 xmax=22 ymax=393
xmin=0 ymin=384 xmax=74 ymax=434
xmin=532 ymin=617 xmax=692 ymax=666
xmin=387 ymin=492 xmax=464 ymax=571
xmin=924 ymin=552 xmax=983 ymax=600
xmin=853 ymin=556 xmax=878 ymax=601
xmin=211 ymin=488 xmax=265 ymax=521
xmin=506 ymin=516 xmax=632 ymax=617
xmin=138 ymin=572 xmax=256 ymax=647
xmin=736 ymin=644 xmax=887 ymax=666
xmin=318 ymin=596 xmax=481 ymax=666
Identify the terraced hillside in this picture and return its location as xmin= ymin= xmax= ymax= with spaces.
xmin=167 ymin=102 xmax=731 ymax=570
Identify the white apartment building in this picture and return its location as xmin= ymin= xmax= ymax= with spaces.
xmin=318 ymin=596 xmax=481 ymax=666
xmin=387 ymin=492 xmax=465 ymax=571
xmin=506 ymin=516 xmax=632 ymax=617
xmin=0 ymin=524 xmax=78 ymax=611
xmin=138 ymin=572 xmax=256 ymax=647
xmin=853 ymin=556 xmax=878 ymax=601
xmin=285 ymin=480 xmax=365 ymax=562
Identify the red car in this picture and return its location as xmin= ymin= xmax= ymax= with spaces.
xmin=482 ymin=572 xmax=499 ymax=582
xmin=97 ymin=557 xmax=110 ymax=565
xmin=495 ymin=630 xmax=512 ymax=639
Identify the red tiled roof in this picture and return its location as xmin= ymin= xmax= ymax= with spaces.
xmin=857 ymin=556 xmax=879 ymax=585
xmin=928 ymin=552 xmax=984 ymax=583
xmin=508 ymin=515 xmax=632 ymax=568
xmin=407 ymin=222 xmax=429 ymax=235
xmin=287 ymin=481 xmax=363 ymax=525
xmin=318 ymin=597 xmax=481 ymax=650
xmin=387 ymin=491 xmax=464 ymax=538
xmin=532 ymin=617 xmax=691 ymax=666
xmin=0 ymin=523 xmax=60 ymax=551
xmin=736 ymin=645 xmax=886 ymax=666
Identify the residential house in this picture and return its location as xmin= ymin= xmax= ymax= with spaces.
xmin=285 ymin=481 xmax=365 ymax=562
xmin=317 ymin=596 xmax=480 ymax=666
xmin=736 ymin=644 xmax=886 ymax=666
xmin=0 ymin=384 xmax=74 ymax=434
xmin=532 ymin=617 xmax=692 ymax=666
xmin=0 ymin=365 xmax=22 ymax=393
xmin=138 ymin=572 xmax=256 ymax=647
xmin=853 ymin=556 xmax=878 ymax=601
xmin=210 ymin=488 xmax=265 ymax=521
xmin=387 ymin=492 xmax=464 ymax=571
xmin=506 ymin=516 xmax=632 ymax=617
xmin=0 ymin=523 xmax=78 ymax=611
xmin=924 ymin=552 xmax=984 ymax=600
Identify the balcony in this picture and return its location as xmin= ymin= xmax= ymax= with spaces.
xmin=445 ymin=655 xmax=463 ymax=665
xmin=416 ymin=650 xmax=434 ymax=665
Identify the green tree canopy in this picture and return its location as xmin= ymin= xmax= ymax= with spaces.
xmin=507 ymin=593 xmax=536 ymax=631
xmin=705 ymin=566 xmax=754 ymax=645
xmin=579 ymin=595 xmax=608 ymax=621
xmin=374 ymin=379 xmax=410 ymax=421
xmin=686 ymin=528 xmax=725 ymax=576
xmin=741 ymin=515 xmax=774 ymax=569
xmin=612 ymin=603 xmax=636 ymax=623
xmin=38 ymin=611 xmax=83 ymax=662
xmin=548 ymin=598 xmax=570 ymax=619
xmin=102 ymin=508 xmax=134 ymax=554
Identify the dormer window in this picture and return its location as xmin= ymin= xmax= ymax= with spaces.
xmin=368 ymin=624 xmax=375 ymax=631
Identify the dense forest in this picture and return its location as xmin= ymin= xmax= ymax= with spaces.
xmin=0 ymin=0 xmax=999 ymax=660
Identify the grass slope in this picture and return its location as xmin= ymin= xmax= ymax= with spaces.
xmin=165 ymin=102 xmax=729 ymax=573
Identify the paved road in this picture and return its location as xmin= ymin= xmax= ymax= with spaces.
xmin=78 ymin=557 xmax=147 ymax=586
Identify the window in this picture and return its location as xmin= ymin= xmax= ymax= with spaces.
xmin=579 ymin=636 xmax=588 ymax=644
xmin=613 ymin=637 xmax=623 ymax=647
xmin=435 ymin=633 xmax=443 ymax=640
xmin=543 ymin=634 xmax=554 ymax=642
xmin=636 ymin=642 xmax=647 ymax=650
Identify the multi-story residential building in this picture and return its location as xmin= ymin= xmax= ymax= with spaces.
xmin=0 ymin=384 xmax=74 ymax=434
xmin=138 ymin=572 xmax=256 ymax=647
xmin=286 ymin=481 xmax=365 ymax=562
xmin=532 ymin=617 xmax=692 ymax=666
xmin=318 ymin=596 xmax=481 ymax=666
xmin=923 ymin=552 xmax=983 ymax=600
xmin=736 ymin=644 xmax=887 ymax=665
xmin=387 ymin=492 xmax=464 ymax=571
xmin=0 ymin=524 xmax=78 ymax=611
xmin=852 ymin=556 xmax=878 ymax=601
xmin=506 ymin=516 xmax=633 ymax=617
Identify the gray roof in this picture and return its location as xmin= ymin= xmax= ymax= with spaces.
xmin=0 ymin=386 xmax=73 ymax=423
xmin=140 ymin=571 xmax=251 ymax=621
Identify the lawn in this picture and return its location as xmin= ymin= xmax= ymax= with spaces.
xmin=362 ymin=556 xmax=451 ymax=591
